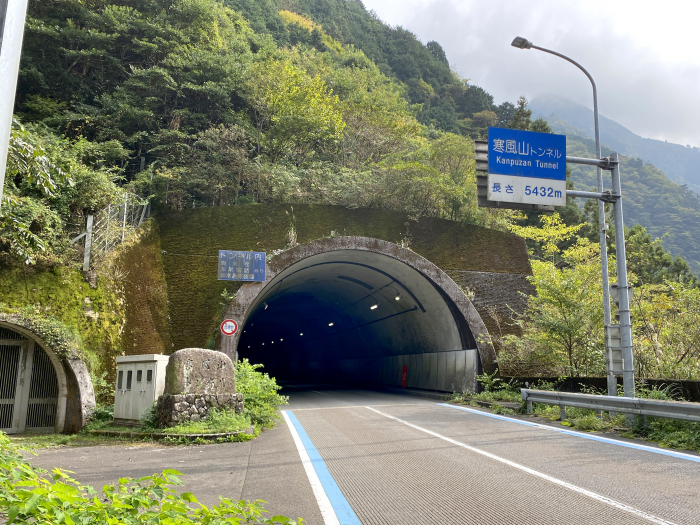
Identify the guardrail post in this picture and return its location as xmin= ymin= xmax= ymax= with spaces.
xmin=559 ymin=406 xmax=566 ymax=421
xmin=527 ymin=400 xmax=532 ymax=414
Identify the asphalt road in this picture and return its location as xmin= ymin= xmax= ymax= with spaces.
xmin=32 ymin=388 xmax=700 ymax=524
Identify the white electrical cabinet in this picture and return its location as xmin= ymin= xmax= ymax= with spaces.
xmin=114 ymin=354 xmax=169 ymax=424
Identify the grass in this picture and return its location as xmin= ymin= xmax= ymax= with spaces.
xmin=9 ymin=432 xmax=157 ymax=449
xmin=154 ymin=408 xmax=251 ymax=435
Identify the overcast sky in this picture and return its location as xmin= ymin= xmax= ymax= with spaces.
xmin=360 ymin=0 xmax=700 ymax=147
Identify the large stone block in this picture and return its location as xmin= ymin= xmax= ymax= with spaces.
xmin=164 ymin=348 xmax=235 ymax=395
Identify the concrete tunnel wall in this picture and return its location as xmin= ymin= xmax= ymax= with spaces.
xmin=221 ymin=237 xmax=493 ymax=392
xmin=121 ymin=204 xmax=535 ymax=389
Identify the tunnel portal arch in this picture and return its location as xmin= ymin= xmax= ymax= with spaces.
xmin=221 ymin=237 xmax=494 ymax=392
xmin=0 ymin=320 xmax=95 ymax=434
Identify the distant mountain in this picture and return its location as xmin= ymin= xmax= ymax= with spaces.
xmin=530 ymin=95 xmax=700 ymax=192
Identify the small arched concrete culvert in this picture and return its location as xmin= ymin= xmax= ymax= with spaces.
xmin=0 ymin=319 xmax=95 ymax=434
xmin=220 ymin=237 xmax=495 ymax=393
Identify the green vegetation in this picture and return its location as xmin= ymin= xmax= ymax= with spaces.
xmin=496 ymin=212 xmax=700 ymax=380
xmin=450 ymin=375 xmax=700 ymax=453
xmin=563 ymin=132 xmax=700 ymax=275
xmin=0 ymin=434 xmax=300 ymax=524
xmin=235 ymin=359 xmax=288 ymax=428
xmin=158 ymin=409 xmax=250 ymax=435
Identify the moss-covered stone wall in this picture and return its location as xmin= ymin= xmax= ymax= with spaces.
xmin=155 ymin=204 xmax=533 ymax=351
xmin=116 ymin=221 xmax=171 ymax=356
xmin=0 ymin=264 xmax=123 ymax=373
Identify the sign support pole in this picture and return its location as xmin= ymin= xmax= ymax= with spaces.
xmin=0 ymin=0 xmax=29 ymax=213
xmin=565 ymin=153 xmax=636 ymax=425
xmin=610 ymin=153 xmax=636 ymax=425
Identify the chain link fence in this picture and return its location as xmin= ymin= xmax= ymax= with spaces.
xmin=80 ymin=192 xmax=149 ymax=270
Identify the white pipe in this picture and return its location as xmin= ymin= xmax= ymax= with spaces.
xmin=0 ymin=0 xmax=30 ymax=213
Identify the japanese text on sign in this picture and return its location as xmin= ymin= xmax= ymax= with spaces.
xmin=218 ymin=250 xmax=266 ymax=282
xmin=488 ymin=127 xmax=566 ymax=181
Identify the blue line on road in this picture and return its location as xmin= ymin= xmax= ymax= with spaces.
xmin=285 ymin=411 xmax=362 ymax=525
xmin=438 ymin=403 xmax=700 ymax=463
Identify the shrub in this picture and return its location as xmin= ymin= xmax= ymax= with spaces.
xmin=236 ymin=359 xmax=289 ymax=428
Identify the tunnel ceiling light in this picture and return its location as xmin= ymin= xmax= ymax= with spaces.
xmin=248 ymin=346 xmax=250 ymax=348
xmin=370 ymin=304 xmax=378 ymax=310
xmin=395 ymin=295 xmax=400 ymax=301
xmin=264 ymin=303 xmax=268 ymax=310
xmin=280 ymin=338 xmax=283 ymax=341
xmin=328 ymin=322 xmax=334 ymax=327
xmin=300 ymin=333 xmax=304 ymax=336
xmin=271 ymin=341 xmax=274 ymax=344
xmin=262 ymin=343 xmax=265 ymax=345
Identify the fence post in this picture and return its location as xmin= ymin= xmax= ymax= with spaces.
xmin=121 ymin=193 xmax=128 ymax=242
xmin=105 ymin=204 xmax=110 ymax=251
xmin=82 ymin=214 xmax=94 ymax=271
xmin=138 ymin=200 xmax=148 ymax=226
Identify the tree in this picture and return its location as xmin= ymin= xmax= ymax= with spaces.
xmin=426 ymin=41 xmax=448 ymax=66
xmin=623 ymin=225 xmax=697 ymax=286
xmin=245 ymin=58 xmax=345 ymax=163
xmin=472 ymin=110 xmax=498 ymax=129
xmin=507 ymin=96 xmax=533 ymax=130
xmin=499 ymin=215 xmax=605 ymax=377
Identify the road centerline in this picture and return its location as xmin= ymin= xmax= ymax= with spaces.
xmin=366 ymin=406 xmax=678 ymax=525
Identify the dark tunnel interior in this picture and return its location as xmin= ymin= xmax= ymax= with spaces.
xmin=237 ymin=250 xmax=480 ymax=391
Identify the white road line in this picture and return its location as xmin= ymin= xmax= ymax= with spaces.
xmin=366 ymin=406 xmax=678 ymax=525
xmin=282 ymin=411 xmax=340 ymax=525
xmin=290 ymin=403 xmax=426 ymax=411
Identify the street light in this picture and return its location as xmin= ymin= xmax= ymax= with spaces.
xmin=510 ymin=37 xmax=617 ymax=399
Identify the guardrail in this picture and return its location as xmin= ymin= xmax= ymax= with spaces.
xmin=521 ymin=389 xmax=700 ymax=423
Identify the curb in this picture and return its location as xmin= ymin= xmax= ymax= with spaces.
xmin=88 ymin=425 xmax=255 ymax=441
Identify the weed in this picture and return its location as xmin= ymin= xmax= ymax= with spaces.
xmin=491 ymin=404 xmax=515 ymax=416
xmin=476 ymin=369 xmax=504 ymax=392
xmin=166 ymin=408 xmax=250 ymax=435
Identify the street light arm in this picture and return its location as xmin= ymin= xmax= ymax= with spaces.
xmin=529 ymin=44 xmax=600 ymax=159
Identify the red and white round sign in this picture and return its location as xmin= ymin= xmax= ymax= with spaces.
xmin=220 ymin=319 xmax=238 ymax=336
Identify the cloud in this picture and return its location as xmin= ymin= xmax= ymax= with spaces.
xmin=362 ymin=0 xmax=700 ymax=147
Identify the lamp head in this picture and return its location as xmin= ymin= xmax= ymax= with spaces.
xmin=511 ymin=36 xmax=533 ymax=49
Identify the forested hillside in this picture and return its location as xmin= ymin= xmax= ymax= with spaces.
xmin=531 ymin=95 xmax=700 ymax=192
xmin=4 ymin=0 xmax=518 ymax=266
xmin=226 ymin=0 xmax=528 ymax=135
xmin=557 ymin=121 xmax=700 ymax=274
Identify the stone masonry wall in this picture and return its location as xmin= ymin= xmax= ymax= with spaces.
xmin=156 ymin=393 xmax=243 ymax=428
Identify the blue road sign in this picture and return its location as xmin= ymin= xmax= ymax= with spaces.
xmin=218 ymin=250 xmax=266 ymax=281
xmin=488 ymin=127 xmax=566 ymax=181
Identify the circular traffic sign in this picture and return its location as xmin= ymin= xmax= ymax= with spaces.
xmin=220 ymin=319 xmax=238 ymax=336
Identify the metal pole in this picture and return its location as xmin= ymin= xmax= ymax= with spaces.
xmin=610 ymin=152 xmax=636 ymax=424
xmin=82 ymin=214 xmax=94 ymax=271
xmin=529 ymin=43 xmax=615 ymax=396
xmin=121 ymin=194 xmax=128 ymax=242
xmin=0 ymin=0 xmax=30 ymax=214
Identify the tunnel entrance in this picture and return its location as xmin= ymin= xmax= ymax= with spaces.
xmin=231 ymin=238 xmax=492 ymax=393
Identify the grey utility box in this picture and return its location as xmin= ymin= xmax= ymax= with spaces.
xmin=114 ymin=354 xmax=169 ymax=424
